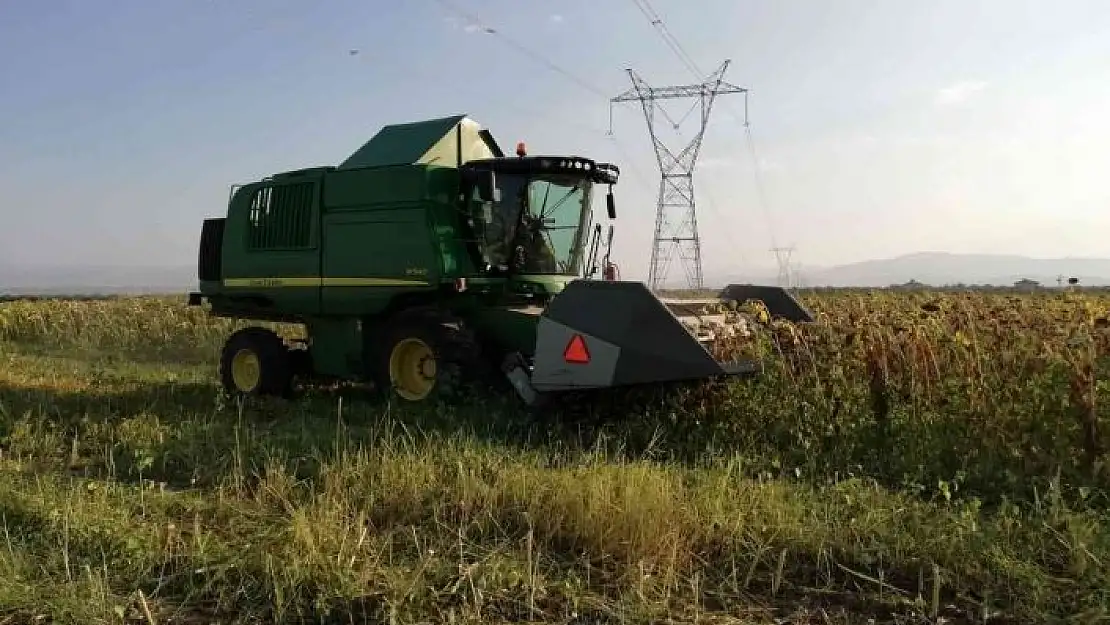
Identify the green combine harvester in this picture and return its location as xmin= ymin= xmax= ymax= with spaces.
xmin=187 ymin=114 xmax=812 ymax=406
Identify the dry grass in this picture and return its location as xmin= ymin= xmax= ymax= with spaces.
xmin=0 ymin=289 xmax=1107 ymax=623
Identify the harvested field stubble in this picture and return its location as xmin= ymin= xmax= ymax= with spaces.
xmin=0 ymin=289 xmax=1107 ymax=623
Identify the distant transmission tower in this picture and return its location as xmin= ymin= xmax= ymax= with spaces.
xmin=611 ymin=60 xmax=747 ymax=290
xmin=771 ymin=245 xmax=796 ymax=288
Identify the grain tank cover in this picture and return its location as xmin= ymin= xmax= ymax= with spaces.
xmin=337 ymin=114 xmax=503 ymax=170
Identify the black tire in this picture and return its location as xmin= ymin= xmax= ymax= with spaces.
xmin=371 ymin=311 xmax=485 ymax=404
xmin=282 ymin=344 xmax=315 ymax=398
xmin=218 ymin=327 xmax=293 ymax=397
xmin=287 ymin=345 xmax=313 ymax=379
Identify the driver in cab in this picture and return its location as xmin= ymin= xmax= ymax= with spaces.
xmin=514 ymin=188 xmax=558 ymax=273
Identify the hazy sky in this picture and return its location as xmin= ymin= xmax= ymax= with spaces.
xmin=2 ymin=0 xmax=1109 ymax=282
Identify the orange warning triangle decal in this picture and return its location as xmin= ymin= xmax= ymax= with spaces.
xmin=563 ymin=334 xmax=591 ymax=364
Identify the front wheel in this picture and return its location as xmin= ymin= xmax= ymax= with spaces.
xmin=219 ymin=327 xmax=293 ymax=397
xmin=373 ymin=314 xmax=481 ymax=404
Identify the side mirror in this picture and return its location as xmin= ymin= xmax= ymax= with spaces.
xmin=476 ymin=170 xmax=499 ymax=203
xmin=606 ymin=190 xmax=616 ymax=219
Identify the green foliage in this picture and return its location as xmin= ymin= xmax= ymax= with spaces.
xmin=0 ymin=290 xmax=1107 ymax=623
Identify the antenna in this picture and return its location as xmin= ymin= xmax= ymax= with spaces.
xmin=611 ymin=60 xmax=747 ymax=291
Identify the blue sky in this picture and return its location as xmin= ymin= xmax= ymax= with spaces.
xmin=2 ymin=0 xmax=1109 ymax=282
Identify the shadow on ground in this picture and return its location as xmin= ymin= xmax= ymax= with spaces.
xmin=0 ymin=376 xmax=696 ymax=491
xmin=2 ymin=371 xmax=1106 ymax=511
xmin=5 ymin=340 xmax=218 ymax=368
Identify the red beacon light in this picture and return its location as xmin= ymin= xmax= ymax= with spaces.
xmin=516 ymin=141 xmax=527 ymax=157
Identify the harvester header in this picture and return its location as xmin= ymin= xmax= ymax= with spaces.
xmin=187 ymin=114 xmax=812 ymax=406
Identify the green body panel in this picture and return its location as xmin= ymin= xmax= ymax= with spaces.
xmin=318 ymin=165 xmax=460 ymax=316
xmin=217 ymin=172 xmax=325 ymax=316
xmin=210 ymin=163 xmax=461 ymax=318
xmin=306 ymin=318 xmax=363 ymax=377
xmin=463 ymin=306 xmax=542 ymax=356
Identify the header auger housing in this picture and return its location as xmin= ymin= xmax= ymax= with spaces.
xmin=187 ymin=114 xmax=813 ymax=407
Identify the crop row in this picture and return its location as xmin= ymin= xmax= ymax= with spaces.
xmin=1 ymin=290 xmax=1107 ymax=504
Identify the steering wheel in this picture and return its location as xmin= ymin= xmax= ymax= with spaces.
xmin=511 ymin=244 xmax=528 ymax=272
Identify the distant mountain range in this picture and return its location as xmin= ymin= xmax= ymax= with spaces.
xmin=716 ymin=252 xmax=1110 ymax=288
xmin=0 ymin=265 xmax=196 ymax=295
xmin=4 ymin=253 xmax=1110 ymax=295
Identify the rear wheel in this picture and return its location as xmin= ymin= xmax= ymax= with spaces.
xmin=219 ymin=327 xmax=293 ymax=397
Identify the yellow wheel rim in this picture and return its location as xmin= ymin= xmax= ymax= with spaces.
xmin=388 ymin=338 xmax=436 ymax=401
xmin=230 ymin=348 xmax=261 ymax=392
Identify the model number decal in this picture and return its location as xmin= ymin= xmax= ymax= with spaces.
xmin=246 ymin=278 xmax=284 ymax=287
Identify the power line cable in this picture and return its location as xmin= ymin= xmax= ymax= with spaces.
xmin=425 ymin=0 xmax=703 ymax=277
xmin=625 ymin=0 xmax=782 ymax=262
xmin=629 ymin=0 xmax=703 ymax=78
xmin=623 ymin=0 xmax=760 ymax=272
xmin=430 ymin=0 xmax=620 ymax=102
xmin=443 ymin=0 xmax=779 ymax=284
xmin=426 ymin=0 xmax=658 ymax=184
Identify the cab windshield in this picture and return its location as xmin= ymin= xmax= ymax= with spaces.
xmin=472 ymin=172 xmax=591 ymax=276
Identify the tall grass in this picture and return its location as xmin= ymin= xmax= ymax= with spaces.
xmin=0 ymin=290 xmax=1108 ymax=623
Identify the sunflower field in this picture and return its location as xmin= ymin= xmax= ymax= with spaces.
xmin=0 ymin=289 xmax=1106 ymax=624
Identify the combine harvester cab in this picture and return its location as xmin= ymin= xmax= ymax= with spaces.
xmin=504 ymin=280 xmax=814 ymax=406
